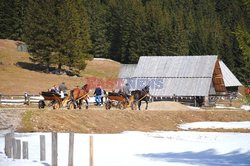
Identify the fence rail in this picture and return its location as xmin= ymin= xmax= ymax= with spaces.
xmin=0 ymin=94 xmax=41 ymax=104
xmin=0 ymin=95 xmax=43 ymax=105
xmin=0 ymin=94 xmax=98 ymax=106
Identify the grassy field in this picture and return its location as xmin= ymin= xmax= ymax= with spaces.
xmin=0 ymin=39 xmax=120 ymax=94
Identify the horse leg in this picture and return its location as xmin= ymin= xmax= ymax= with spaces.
xmin=138 ymin=101 xmax=141 ymax=110
xmin=78 ymin=100 xmax=82 ymax=109
xmin=145 ymin=99 xmax=148 ymax=110
xmin=85 ymin=99 xmax=89 ymax=109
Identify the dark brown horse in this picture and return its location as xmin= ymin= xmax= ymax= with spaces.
xmin=67 ymin=84 xmax=89 ymax=109
xmin=131 ymin=85 xmax=150 ymax=110
xmin=105 ymin=92 xmax=134 ymax=110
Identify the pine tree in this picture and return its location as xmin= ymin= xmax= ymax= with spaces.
xmin=0 ymin=0 xmax=26 ymax=40
xmin=168 ymin=11 xmax=189 ymax=55
xmin=143 ymin=0 xmax=170 ymax=56
xmin=235 ymin=0 xmax=250 ymax=83
xmin=215 ymin=0 xmax=248 ymax=81
xmin=84 ymin=0 xmax=110 ymax=58
xmin=106 ymin=0 xmax=145 ymax=63
xmin=23 ymin=0 xmax=58 ymax=69
xmin=56 ymin=0 xmax=92 ymax=72
xmin=23 ymin=0 xmax=92 ymax=72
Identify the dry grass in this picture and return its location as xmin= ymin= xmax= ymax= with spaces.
xmin=18 ymin=109 xmax=250 ymax=133
xmin=82 ymin=58 xmax=120 ymax=79
xmin=0 ymin=39 xmax=120 ymax=95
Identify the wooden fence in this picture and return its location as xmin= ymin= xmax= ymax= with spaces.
xmin=4 ymin=132 xmax=94 ymax=166
xmin=0 ymin=94 xmax=97 ymax=106
xmin=0 ymin=94 xmax=41 ymax=105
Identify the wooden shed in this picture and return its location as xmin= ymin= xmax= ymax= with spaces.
xmin=119 ymin=55 xmax=242 ymax=106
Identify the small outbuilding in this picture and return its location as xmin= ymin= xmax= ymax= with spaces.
xmin=16 ymin=41 xmax=28 ymax=52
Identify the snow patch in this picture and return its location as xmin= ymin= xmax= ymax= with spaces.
xmin=241 ymin=105 xmax=250 ymax=111
xmin=179 ymin=121 xmax=250 ymax=130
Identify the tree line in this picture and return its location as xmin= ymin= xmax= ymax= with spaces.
xmin=0 ymin=0 xmax=249 ymax=83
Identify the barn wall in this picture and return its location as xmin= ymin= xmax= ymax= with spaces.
xmin=212 ymin=60 xmax=226 ymax=93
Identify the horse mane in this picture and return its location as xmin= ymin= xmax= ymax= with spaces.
xmin=143 ymin=85 xmax=149 ymax=92
xmin=82 ymin=84 xmax=89 ymax=93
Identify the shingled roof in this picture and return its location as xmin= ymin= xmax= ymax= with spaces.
xmin=118 ymin=56 xmax=241 ymax=97
xmin=219 ymin=61 xmax=242 ymax=87
xmin=133 ymin=56 xmax=217 ymax=78
xmin=119 ymin=64 xmax=137 ymax=78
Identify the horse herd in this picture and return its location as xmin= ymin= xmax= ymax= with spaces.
xmin=38 ymin=84 xmax=150 ymax=110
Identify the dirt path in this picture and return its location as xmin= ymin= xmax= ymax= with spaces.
xmin=1 ymin=101 xmax=250 ymax=133
xmin=0 ymin=110 xmax=25 ymax=130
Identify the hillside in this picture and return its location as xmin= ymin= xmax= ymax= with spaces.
xmin=0 ymin=39 xmax=120 ymax=94
xmin=18 ymin=109 xmax=250 ymax=133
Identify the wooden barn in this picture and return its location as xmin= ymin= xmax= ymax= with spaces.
xmin=118 ymin=55 xmax=242 ymax=106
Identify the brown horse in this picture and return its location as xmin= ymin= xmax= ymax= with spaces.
xmin=67 ymin=84 xmax=89 ymax=109
xmin=105 ymin=92 xmax=134 ymax=110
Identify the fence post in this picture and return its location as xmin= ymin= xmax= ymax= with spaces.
xmin=28 ymin=95 xmax=30 ymax=105
xmin=52 ymin=132 xmax=58 ymax=166
xmin=204 ymin=96 xmax=209 ymax=107
xmin=40 ymin=135 xmax=46 ymax=161
xmin=194 ymin=97 xmax=197 ymax=107
xmin=4 ymin=132 xmax=14 ymax=158
xmin=12 ymin=138 xmax=17 ymax=159
xmin=89 ymin=136 xmax=93 ymax=166
xmin=16 ymin=140 xmax=21 ymax=159
xmin=24 ymin=93 xmax=27 ymax=104
xmin=68 ymin=133 xmax=74 ymax=166
xmin=23 ymin=141 xmax=29 ymax=159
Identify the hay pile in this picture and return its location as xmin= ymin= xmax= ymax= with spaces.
xmin=140 ymin=101 xmax=195 ymax=111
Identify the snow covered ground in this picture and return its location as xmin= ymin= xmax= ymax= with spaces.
xmin=214 ymin=104 xmax=250 ymax=111
xmin=1 ymin=126 xmax=250 ymax=166
xmin=179 ymin=121 xmax=250 ymax=130
xmin=241 ymin=105 xmax=250 ymax=111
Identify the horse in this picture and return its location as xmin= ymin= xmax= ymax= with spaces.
xmin=131 ymin=85 xmax=150 ymax=110
xmin=105 ymin=92 xmax=134 ymax=110
xmin=67 ymin=84 xmax=89 ymax=109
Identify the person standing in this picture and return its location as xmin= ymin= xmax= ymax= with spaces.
xmin=121 ymin=83 xmax=130 ymax=103
xmin=50 ymin=85 xmax=59 ymax=94
xmin=59 ymin=82 xmax=67 ymax=98
xmin=94 ymin=85 xmax=102 ymax=106
xmin=101 ymin=89 xmax=106 ymax=105
xmin=59 ymin=82 xmax=67 ymax=93
xmin=122 ymin=83 xmax=130 ymax=95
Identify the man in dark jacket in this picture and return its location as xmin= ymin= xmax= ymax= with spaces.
xmin=94 ymin=85 xmax=102 ymax=106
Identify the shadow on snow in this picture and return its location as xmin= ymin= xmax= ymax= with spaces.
xmin=138 ymin=149 xmax=250 ymax=166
